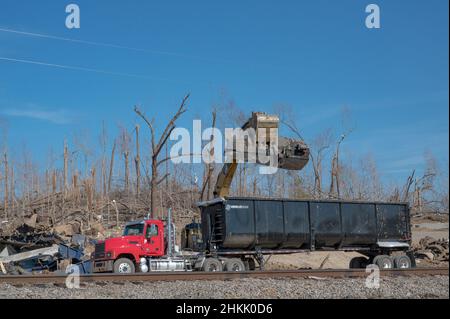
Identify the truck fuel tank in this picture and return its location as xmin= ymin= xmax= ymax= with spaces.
xmin=141 ymin=257 xmax=189 ymax=271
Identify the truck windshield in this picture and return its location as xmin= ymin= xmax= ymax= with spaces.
xmin=123 ymin=223 xmax=144 ymax=236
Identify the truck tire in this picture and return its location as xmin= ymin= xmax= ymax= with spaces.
xmin=394 ymin=255 xmax=412 ymax=269
xmin=202 ymin=258 xmax=223 ymax=272
xmin=113 ymin=258 xmax=135 ymax=274
xmin=349 ymin=257 xmax=368 ymax=269
xmin=223 ymin=259 xmax=246 ymax=272
xmin=373 ymin=255 xmax=394 ymax=269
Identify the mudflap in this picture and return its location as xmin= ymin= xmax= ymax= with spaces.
xmin=406 ymin=250 xmax=417 ymax=268
xmin=93 ymin=260 xmax=114 ymax=273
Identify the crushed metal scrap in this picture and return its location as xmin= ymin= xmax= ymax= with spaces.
xmin=0 ymin=215 xmax=96 ymax=275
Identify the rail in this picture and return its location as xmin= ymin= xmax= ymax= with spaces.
xmin=0 ymin=267 xmax=447 ymax=285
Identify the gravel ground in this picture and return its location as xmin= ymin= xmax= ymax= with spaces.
xmin=0 ymin=276 xmax=447 ymax=299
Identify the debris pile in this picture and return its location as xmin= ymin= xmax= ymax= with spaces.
xmin=414 ymin=236 xmax=449 ymax=262
xmin=0 ymin=214 xmax=96 ymax=275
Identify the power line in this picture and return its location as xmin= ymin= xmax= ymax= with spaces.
xmin=0 ymin=27 xmax=208 ymax=60
xmin=0 ymin=56 xmax=170 ymax=81
xmin=0 ymin=26 xmax=288 ymax=72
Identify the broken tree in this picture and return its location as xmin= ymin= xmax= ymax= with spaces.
xmin=134 ymin=94 xmax=189 ymax=218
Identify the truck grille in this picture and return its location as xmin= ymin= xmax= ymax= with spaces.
xmin=94 ymin=242 xmax=105 ymax=259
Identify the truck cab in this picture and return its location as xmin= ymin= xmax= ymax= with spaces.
xmin=93 ymin=219 xmax=165 ymax=273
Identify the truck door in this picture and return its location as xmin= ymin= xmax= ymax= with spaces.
xmin=142 ymin=223 xmax=163 ymax=256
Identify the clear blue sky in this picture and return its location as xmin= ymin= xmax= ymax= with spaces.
xmin=0 ymin=0 xmax=448 ymax=184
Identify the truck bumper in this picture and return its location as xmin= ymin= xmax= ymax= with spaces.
xmin=93 ymin=260 xmax=114 ymax=273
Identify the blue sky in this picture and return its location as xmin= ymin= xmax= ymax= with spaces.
xmin=0 ymin=0 xmax=448 ymax=184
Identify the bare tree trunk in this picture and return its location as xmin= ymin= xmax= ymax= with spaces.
xmin=52 ymin=170 xmax=57 ymax=194
xmin=73 ymin=171 xmax=79 ymax=208
xmin=63 ymin=140 xmax=68 ymax=197
xmin=335 ymin=151 xmax=341 ymax=198
xmin=108 ymin=140 xmax=116 ymax=194
xmin=402 ymin=170 xmax=415 ymax=202
xmin=329 ymin=155 xmax=336 ymax=197
xmin=200 ymin=110 xmax=216 ymax=201
xmin=101 ymin=158 xmax=106 ymax=199
xmin=85 ymin=179 xmax=92 ymax=213
xmin=134 ymin=94 xmax=189 ymax=218
xmin=314 ymin=158 xmax=322 ymax=197
xmin=91 ymin=167 xmax=96 ymax=215
xmin=124 ymin=151 xmax=129 ymax=193
xmin=165 ymin=142 xmax=169 ymax=190
xmin=3 ymin=152 xmax=8 ymax=220
xmin=334 ymin=135 xmax=345 ymax=199
xmin=10 ymin=165 xmax=14 ymax=214
xmin=35 ymin=171 xmax=40 ymax=197
xmin=100 ymin=121 xmax=108 ymax=201
xmin=135 ymin=125 xmax=140 ymax=198
xmin=151 ymin=155 xmax=158 ymax=217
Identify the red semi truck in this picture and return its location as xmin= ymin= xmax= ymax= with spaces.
xmin=92 ymin=214 xmax=262 ymax=273
xmin=93 ymin=219 xmax=169 ymax=273
xmin=92 ymin=208 xmax=231 ymax=273
xmin=92 ymin=210 xmax=203 ymax=273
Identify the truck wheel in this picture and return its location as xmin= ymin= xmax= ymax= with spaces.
xmin=113 ymin=258 xmax=135 ymax=274
xmin=394 ymin=255 xmax=411 ymax=269
xmin=349 ymin=257 xmax=368 ymax=269
xmin=223 ymin=259 xmax=246 ymax=272
xmin=373 ymin=255 xmax=394 ymax=269
xmin=202 ymin=258 xmax=223 ymax=272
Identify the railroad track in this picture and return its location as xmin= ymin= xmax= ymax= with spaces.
xmin=0 ymin=267 xmax=448 ymax=285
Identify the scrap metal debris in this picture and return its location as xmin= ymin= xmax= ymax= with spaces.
xmin=0 ymin=214 xmax=96 ymax=275
xmin=414 ymin=236 xmax=449 ymax=262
